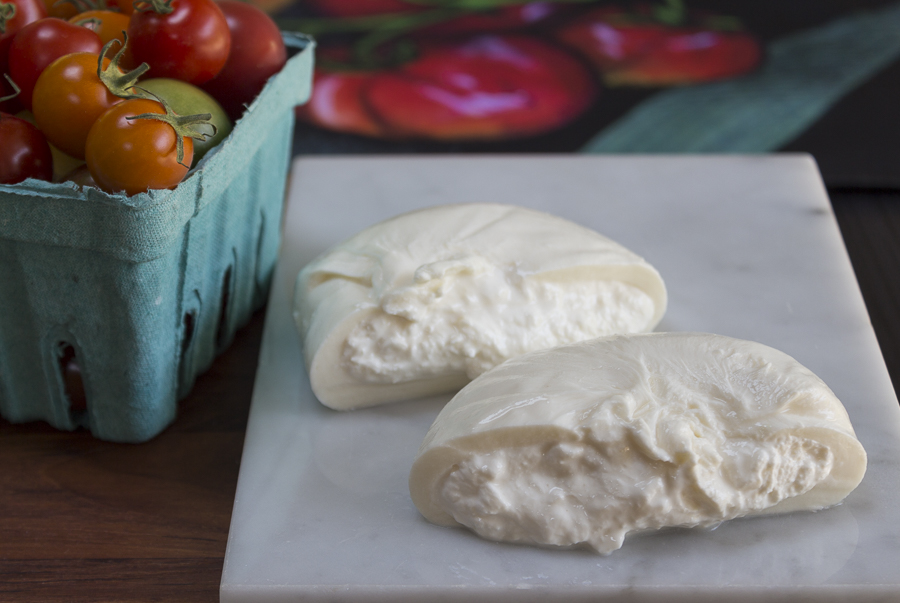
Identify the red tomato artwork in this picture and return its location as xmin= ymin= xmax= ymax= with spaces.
xmin=555 ymin=7 xmax=762 ymax=86
xmin=298 ymin=69 xmax=388 ymax=137
xmin=300 ymin=35 xmax=598 ymax=141
xmin=365 ymin=36 xmax=597 ymax=140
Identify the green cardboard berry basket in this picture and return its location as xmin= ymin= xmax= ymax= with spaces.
xmin=0 ymin=33 xmax=315 ymax=443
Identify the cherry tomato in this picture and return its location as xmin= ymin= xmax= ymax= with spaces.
xmin=199 ymin=0 xmax=285 ymax=121
xmin=12 ymin=108 xmax=83 ymax=181
xmin=69 ymin=10 xmax=136 ymax=68
xmin=40 ymin=0 xmax=77 ymax=19
xmin=32 ymin=52 xmax=121 ymax=159
xmin=363 ymin=35 xmax=598 ymax=140
xmin=0 ymin=110 xmax=53 ymax=183
xmin=85 ymin=97 xmax=194 ymax=196
xmin=139 ymin=77 xmax=231 ymax=165
xmin=69 ymin=10 xmax=130 ymax=49
xmin=0 ymin=0 xmax=47 ymax=112
xmin=127 ymin=0 xmax=230 ymax=85
xmin=8 ymin=17 xmax=102 ymax=109
xmin=1 ymin=0 xmax=47 ymax=60
xmin=110 ymin=0 xmax=135 ymax=16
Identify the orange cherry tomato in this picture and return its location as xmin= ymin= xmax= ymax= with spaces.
xmin=69 ymin=10 xmax=130 ymax=48
xmin=32 ymin=52 xmax=121 ymax=159
xmin=85 ymin=97 xmax=193 ymax=196
xmin=69 ymin=10 xmax=136 ymax=68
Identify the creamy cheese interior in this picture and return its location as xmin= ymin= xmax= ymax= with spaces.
xmin=438 ymin=432 xmax=833 ymax=555
xmin=408 ymin=333 xmax=868 ymax=554
xmin=343 ymin=255 xmax=655 ymax=384
xmin=294 ymin=203 xmax=667 ymax=410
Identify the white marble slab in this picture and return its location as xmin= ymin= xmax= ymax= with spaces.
xmin=220 ymin=155 xmax=900 ymax=602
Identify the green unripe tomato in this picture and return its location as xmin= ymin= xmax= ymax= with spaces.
xmin=138 ymin=78 xmax=233 ymax=166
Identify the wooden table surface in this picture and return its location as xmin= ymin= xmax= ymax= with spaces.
xmin=2 ymin=187 xmax=899 ymax=602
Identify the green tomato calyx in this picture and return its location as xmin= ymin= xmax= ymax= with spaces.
xmin=98 ymin=34 xmax=150 ymax=99
xmin=127 ymin=89 xmax=217 ymax=167
xmin=133 ymin=0 xmax=173 ymax=15
xmin=0 ymin=74 xmax=20 ymax=103
xmin=0 ymin=3 xmax=16 ymax=35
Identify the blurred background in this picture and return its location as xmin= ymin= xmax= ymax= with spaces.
xmin=265 ymin=0 xmax=900 ymax=189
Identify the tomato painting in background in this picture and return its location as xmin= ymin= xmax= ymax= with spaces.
xmin=554 ymin=5 xmax=761 ymax=87
xmin=300 ymin=35 xmax=598 ymax=140
xmin=288 ymin=0 xmax=763 ymax=143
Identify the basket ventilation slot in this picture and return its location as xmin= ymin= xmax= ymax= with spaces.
xmin=181 ymin=310 xmax=196 ymax=358
xmin=58 ymin=343 xmax=87 ymax=426
xmin=216 ymin=265 xmax=233 ymax=351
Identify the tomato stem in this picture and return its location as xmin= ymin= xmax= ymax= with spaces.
xmin=0 ymin=74 xmax=20 ymax=104
xmin=128 ymin=89 xmax=215 ymax=167
xmin=56 ymin=0 xmax=115 ymax=14
xmin=97 ymin=35 xmax=150 ymax=99
xmin=0 ymin=3 xmax=15 ymax=35
xmin=74 ymin=16 xmax=103 ymax=28
xmin=132 ymin=0 xmax=173 ymax=15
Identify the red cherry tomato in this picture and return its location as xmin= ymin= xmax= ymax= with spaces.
xmin=0 ymin=0 xmax=47 ymax=112
xmin=0 ymin=0 xmax=47 ymax=61
xmin=364 ymin=36 xmax=598 ymax=140
xmin=109 ymin=0 xmax=136 ymax=16
xmin=40 ymin=0 xmax=76 ymax=19
xmin=0 ymin=110 xmax=53 ymax=183
xmin=32 ymin=52 xmax=121 ymax=159
xmin=85 ymin=98 xmax=194 ymax=196
xmin=555 ymin=8 xmax=761 ymax=86
xmin=127 ymin=0 xmax=231 ymax=85
xmin=199 ymin=0 xmax=286 ymax=121
xmin=8 ymin=17 xmax=102 ymax=109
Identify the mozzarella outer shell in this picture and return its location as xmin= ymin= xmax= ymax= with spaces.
xmin=293 ymin=203 xmax=667 ymax=410
xmin=409 ymin=333 xmax=867 ymax=535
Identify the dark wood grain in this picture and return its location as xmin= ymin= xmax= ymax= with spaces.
xmin=830 ymin=189 xmax=900 ymax=401
xmin=0 ymin=309 xmax=266 ymax=603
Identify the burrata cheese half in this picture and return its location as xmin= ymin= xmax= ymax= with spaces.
xmin=408 ymin=332 xmax=867 ymax=554
xmin=293 ymin=203 xmax=667 ymax=410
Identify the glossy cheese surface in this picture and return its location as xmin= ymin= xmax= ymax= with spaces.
xmin=409 ymin=332 xmax=868 ymax=554
xmin=293 ymin=204 xmax=667 ymax=410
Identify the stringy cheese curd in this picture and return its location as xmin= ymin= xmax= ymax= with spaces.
xmin=343 ymin=255 xmax=655 ymax=384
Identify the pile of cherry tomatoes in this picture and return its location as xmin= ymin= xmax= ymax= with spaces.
xmin=1 ymin=0 xmax=287 ymax=194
